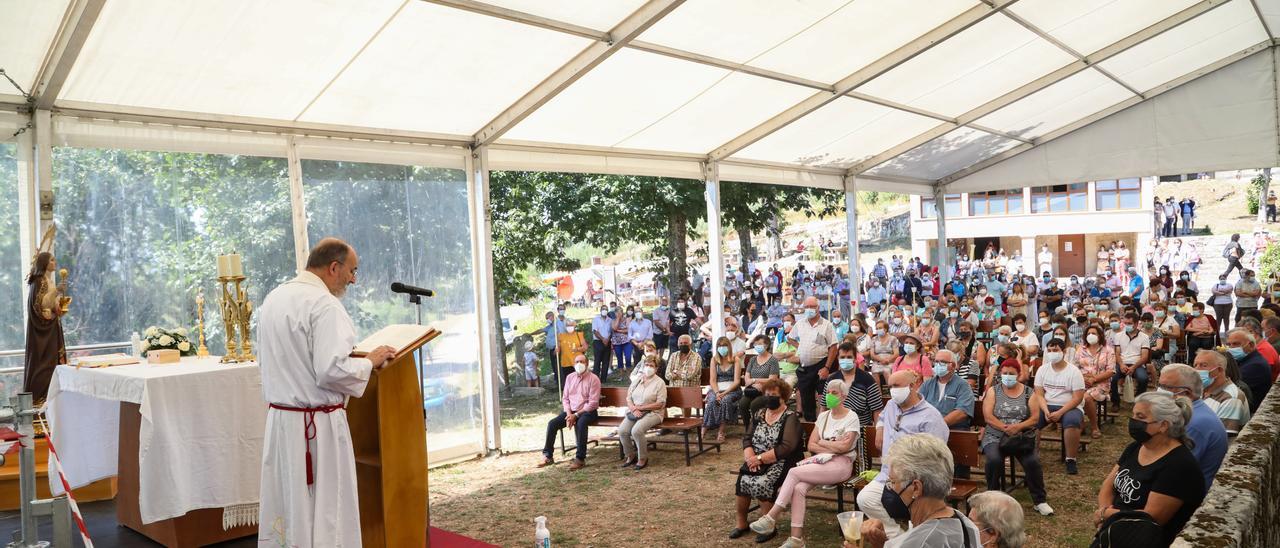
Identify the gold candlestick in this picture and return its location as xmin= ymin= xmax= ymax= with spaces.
xmin=235 ymin=279 xmax=255 ymax=362
xmin=196 ymin=290 xmax=210 ymax=357
xmin=219 ymin=275 xmax=244 ymax=363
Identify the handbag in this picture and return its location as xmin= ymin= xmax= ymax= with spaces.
xmin=1090 ymin=510 xmax=1164 ymax=548
xmin=624 ymin=411 xmax=646 ymax=422
xmin=998 ymin=431 xmax=1036 ymax=455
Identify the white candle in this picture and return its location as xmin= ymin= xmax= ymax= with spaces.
xmin=217 ymin=255 xmax=231 ymax=277
xmin=229 ymin=254 xmax=243 ymax=277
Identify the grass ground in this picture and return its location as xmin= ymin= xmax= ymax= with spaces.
xmin=433 ymin=394 xmax=1133 ymax=547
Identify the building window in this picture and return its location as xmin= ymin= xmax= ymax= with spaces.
xmin=1030 ymin=183 xmax=1087 ymax=213
xmin=1096 ymin=178 xmax=1141 ymax=210
xmin=968 ymin=189 xmax=1024 ymax=216
xmin=921 ymin=194 xmax=961 ymax=219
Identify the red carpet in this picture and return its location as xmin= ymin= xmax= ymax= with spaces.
xmin=429 ymin=527 xmax=498 ymax=547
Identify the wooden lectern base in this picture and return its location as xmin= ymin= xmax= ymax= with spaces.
xmin=117 ymin=402 xmax=256 ymax=547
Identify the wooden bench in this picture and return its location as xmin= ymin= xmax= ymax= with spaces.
xmin=946 ymin=430 xmax=983 ymax=510
xmin=581 ymin=386 xmax=721 ymax=466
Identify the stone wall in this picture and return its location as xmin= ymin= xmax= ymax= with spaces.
xmin=858 ymin=211 xmax=909 ymax=241
xmin=1174 ymin=384 xmax=1280 ymax=547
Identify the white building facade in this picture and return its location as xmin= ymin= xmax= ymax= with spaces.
xmin=909 ymin=177 xmax=1157 ymax=278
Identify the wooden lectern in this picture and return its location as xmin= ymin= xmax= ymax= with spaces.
xmin=346 ymin=328 xmax=439 ymax=547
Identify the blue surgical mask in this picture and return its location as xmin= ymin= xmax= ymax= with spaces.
xmin=717 ymin=346 xmax=730 ymax=357
xmin=1000 ymin=374 xmax=1018 ymax=388
xmin=932 ymin=364 xmax=949 ymax=377
xmin=1110 ymin=322 xmax=1121 ymax=331
xmin=753 ymin=344 xmax=766 ymax=354
xmin=839 ymin=358 xmax=855 ymax=371
xmin=1228 ymin=347 xmax=1246 ymax=359
xmin=1199 ymin=369 xmax=1212 ymax=388
xmin=805 ymin=309 xmax=817 ymax=319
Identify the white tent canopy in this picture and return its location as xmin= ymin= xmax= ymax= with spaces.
xmin=8 ymin=0 xmax=1280 ymax=193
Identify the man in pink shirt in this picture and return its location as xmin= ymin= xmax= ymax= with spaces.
xmin=539 ymin=353 xmax=601 ymax=470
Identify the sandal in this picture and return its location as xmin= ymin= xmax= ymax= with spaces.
xmin=1091 ymin=429 xmax=1103 ymax=439
xmin=717 ymin=431 xmax=727 ymax=444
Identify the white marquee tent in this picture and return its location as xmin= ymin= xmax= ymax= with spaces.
xmin=5 ymin=0 xmax=1280 ymax=456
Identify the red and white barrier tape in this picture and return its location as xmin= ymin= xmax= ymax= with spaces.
xmin=41 ymin=420 xmax=94 ymax=548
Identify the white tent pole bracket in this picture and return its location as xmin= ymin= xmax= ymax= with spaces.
xmin=31 ymin=0 xmax=106 ymax=110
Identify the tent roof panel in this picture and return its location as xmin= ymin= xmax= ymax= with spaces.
xmin=734 ymin=96 xmax=940 ymax=168
xmin=975 ymin=69 xmax=1134 ymax=139
xmin=1260 ymin=0 xmax=1280 ymax=37
xmin=854 ymin=13 xmax=1076 ymax=117
xmin=59 ymin=0 xmax=406 ymax=120
xmin=1100 ymin=0 xmax=1267 ymax=92
xmin=634 ymin=0 xmax=850 ymax=66
xmin=297 ymin=2 xmax=590 ymax=136
xmin=866 ymin=127 xmax=1020 ymax=180
xmin=480 ymin=0 xmax=648 ymax=32
xmin=0 ymin=0 xmax=71 ymax=92
xmin=1009 ymin=0 xmax=1201 ymax=56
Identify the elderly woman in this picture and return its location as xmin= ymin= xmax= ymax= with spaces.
xmin=861 ymin=434 xmax=982 ymax=547
xmin=968 ymin=491 xmax=1027 ymax=548
xmin=739 ymin=334 xmax=780 ymax=427
xmin=704 ymin=336 xmax=743 ymax=443
xmin=1095 ymin=392 xmax=1206 ymax=546
xmin=618 ymin=361 xmax=666 ymax=470
xmin=749 ymin=379 xmax=859 ymax=547
xmin=731 ymin=379 xmax=803 ymax=543
xmin=981 ymin=360 xmax=1052 ymax=516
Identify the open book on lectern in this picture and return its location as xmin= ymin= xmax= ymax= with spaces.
xmin=351 ymin=324 xmax=439 ymax=359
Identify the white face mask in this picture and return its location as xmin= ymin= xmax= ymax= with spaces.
xmin=889 ymin=386 xmax=911 ymax=406
xmin=1044 ymin=351 xmax=1063 ymax=364
xmin=634 ymin=312 xmax=643 ymax=320
xmin=573 ymin=363 xmax=586 ymax=374
xmin=641 ymin=366 xmax=656 ymax=379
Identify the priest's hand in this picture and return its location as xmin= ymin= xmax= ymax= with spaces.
xmin=367 ymin=346 xmax=397 ymax=369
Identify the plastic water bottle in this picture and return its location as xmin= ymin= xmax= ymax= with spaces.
xmin=534 ymin=516 xmax=550 ymax=548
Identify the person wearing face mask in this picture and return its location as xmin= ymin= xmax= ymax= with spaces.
xmin=665 ymin=334 xmax=702 ymax=420
xmin=1094 ymin=392 xmax=1205 ymax=546
xmin=732 ymin=379 xmax=803 ymax=543
xmin=1208 ymin=274 xmax=1235 ymax=338
xmin=1225 ymin=328 xmax=1271 ymax=413
xmin=590 ymin=304 xmax=614 ymax=380
xmin=830 ymin=342 xmax=882 ymax=467
xmin=1156 ymin=364 xmax=1227 ymax=490
xmin=1075 ymin=325 xmax=1115 ymax=438
xmin=1234 ymin=269 xmax=1263 ymax=324
xmin=749 ymin=380 xmax=859 ymax=547
xmin=1193 ymin=348 xmax=1251 ymax=434
xmin=855 ymin=371 xmax=949 ymax=541
xmin=1034 ymin=339 xmax=1086 ymax=475
xmin=913 ymin=310 xmax=940 ymax=354
xmin=859 ymin=434 xmax=981 ymax=548
xmin=610 ymin=305 xmax=636 ymax=379
xmin=967 ymin=490 xmax=1028 ymax=548
xmin=739 ymin=335 xmax=780 ymax=428
xmin=1008 ymin=314 xmax=1039 ymax=358
xmin=543 ymin=308 xmax=572 ymax=388
xmin=1184 ymin=301 xmax=1216 ymax=357
xmin=980 ymin=359 xmax=1052 ymax=515
xmin=1111 ymin=313 xmax=1152 ymax=402
xmin=921 ymin=349 xmax=975 ymax=432
xmin=830 ymin=310 xmax=849 ymax=342
xmin=792 ymin=297 xmax=839 ymax=421
xmin=703 ymin=336 xmax=744 ymax=443
xmin=539 ymin=354 xmax=601 ymax=470
xmin=651 ymin=297 xmax=671 ymax=361
xmin=628 ymin=307 xmax=654 ymax=366
xmin=618 ymin=360 xmax=667 ymax=471
xmin=893 ymin=334 xmax=934 ymax=381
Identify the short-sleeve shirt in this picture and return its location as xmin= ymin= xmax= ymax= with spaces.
xmin=1202 ymin=382 xmax=1251 ymax=433
xmin=890 ymin=512 xmax=982 ymax=548
xmin=815 ymin=409 xmax=861 ymax=459
xmin=792 ymin=316 xmax=837 ymax=365
xmin=670 ymin=306 xmax=696 ymax=337
xmin=1187 ymin=399 xmax=1228 ymax=490
xmin=875 ymin=400 xmax=950 ymax=483
xmin=1113 ymin=331 xmax=1151 ymax=364
xmin=1034 ymin=363 xmax=1086 ymax=407
xmin=1111 ymin=442 xmax=1206 ymax=546
xmin=746 ymin=355 xmax=780 ymax=379
xmin=921 ymin=375 xmax=976 ymax=420
xmin=1235 ymin=278 xmax=1262 ymax=308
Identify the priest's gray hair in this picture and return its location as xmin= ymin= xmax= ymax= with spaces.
xmin=886 ymin=434 xmax=953 ymax=499
xmin=969 ymin=491 xmax=1026 ymax=548
xmin=306 ymin=238 xmax=352 ymax=269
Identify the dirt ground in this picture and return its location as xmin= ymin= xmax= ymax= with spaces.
xmin=431 ymin=396 xmax=1134 ymax=547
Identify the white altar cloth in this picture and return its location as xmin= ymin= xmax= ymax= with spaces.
xmin=45 ymin=357 xmax=267 ymax=524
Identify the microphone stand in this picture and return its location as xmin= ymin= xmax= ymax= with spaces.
xmin=407 ymin=292 xmax=426 ymax=418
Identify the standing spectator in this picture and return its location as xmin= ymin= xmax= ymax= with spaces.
xmin=590 ymin=305 xmax=613 ymax=380
xmin=651 ymin=297 xmax=671 ymax=361
xmin=1094 ymin=393 xmax=1205 ymax=546
xmin=982 ymin=360 xmax=1052 ymax=516
xmin=669 ymin=296 xmax=696 ymax=353
xmin=792 ymin=297 xmax=838 ymax=421
xmin=1209 ymin=274 xmax=1235 ymax=337
xmin=1164 ymin=197 xmax=1177 ymax=237
xmin=1036 ymin=339 xmax=1087 ymax=474
xmin=1234 ymin=269 xmax=1263 ymax=324
xmin=629 ymin=307 xmax=654 ymax=366
xmin=1179 ymin=196 xmax=1196 ymax=235
xmin=855 ymin=372 xmax=951 ymax=542
xmin=865 ymin=277 xmax=887 ymax=308
xmin=1225 ymin=328 xmax=1271 ymax=413
xmin=902 ymin=269 xmax=924 ymax=308
xmin=691 ymin=269 xmax=704 ymax=308
xmin=538 ymin=354 xmax=600 ymax=470
xmin=1268 ymin=191 xmax=1278 ymax=223
xmin=1194 ymin=349 xmax=1251 ymax=434
xmin=1222 ymin=234 xmax=1245 ymax=279
xmin=544 ymin=308 xmax=571 ymax=387
xmin=873 ymin=258 xmax=888 ymax=281
xmin=611 ymin=305 xmax=635 ymax=378
xmin=1037 ymin=244 xmax=1054 ymax=277
xmin=1153 ymin=199 xmax=1166 ymax=238
xmin=1157 ymin=364 xmax=1228 ymax=490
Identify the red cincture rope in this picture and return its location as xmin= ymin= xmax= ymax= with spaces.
xmin=268 ymin=403 xmax=344 ymax=485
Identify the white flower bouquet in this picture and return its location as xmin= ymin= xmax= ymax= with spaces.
xmin=141 ymin=326 xmax=196 ymax=356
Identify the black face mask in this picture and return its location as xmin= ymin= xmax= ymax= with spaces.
xmin=1128 ymin=418 xmax=1152 ymax=443
xmin=678 ymin=344 xmax=691 ymax=353
xmin=764 ymin=396 xmax=782 ymax=410
xmin=881 ymin=481 xmax=915 ymax=522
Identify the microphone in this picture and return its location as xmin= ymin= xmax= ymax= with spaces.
xmin=391 ymin=282 xmax=435 ymax=298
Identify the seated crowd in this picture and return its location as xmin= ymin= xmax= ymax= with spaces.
xmin=536 ymin=257 xmax=1280 ymax=547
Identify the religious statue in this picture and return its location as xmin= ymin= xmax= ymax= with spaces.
xmin=23 ymin=224 xmax=68 ymax=404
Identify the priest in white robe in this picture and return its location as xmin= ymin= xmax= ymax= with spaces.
xmin=256 ymin=238 xmax=395 ymax=547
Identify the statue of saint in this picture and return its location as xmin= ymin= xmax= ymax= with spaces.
xmin=23 ymin=226 xmax=68 ymax=403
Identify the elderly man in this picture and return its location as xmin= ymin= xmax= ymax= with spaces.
xmin=539 ymin=353 xmax=601 ymax=470
xmin=257 ymin=238 xmax=397 ymax=546
xmin=651 ymin=297 xmax=671 ymax=361
xmin=1158 ymin=363 xmax=1228 ymax=489
xmin=1035 ymin=338 xmax=1086 ymax=475
xmin=1240 ymin=317 xmax=1280 ymax=381
xmin=1234 ymin=269 xmax=1263 ymax=323
xmin=855 ymin=371 xmax=950 ymax=541
xmin=792 ymin=296 xmax=839 ymax=421
xmin=1194 ymin=349 xmax=1252 ymax=434
xmin=1226 ymin=328 xmax=1272 ymax=413
xmin=922 ymin=348 xmax=976 ymax=478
